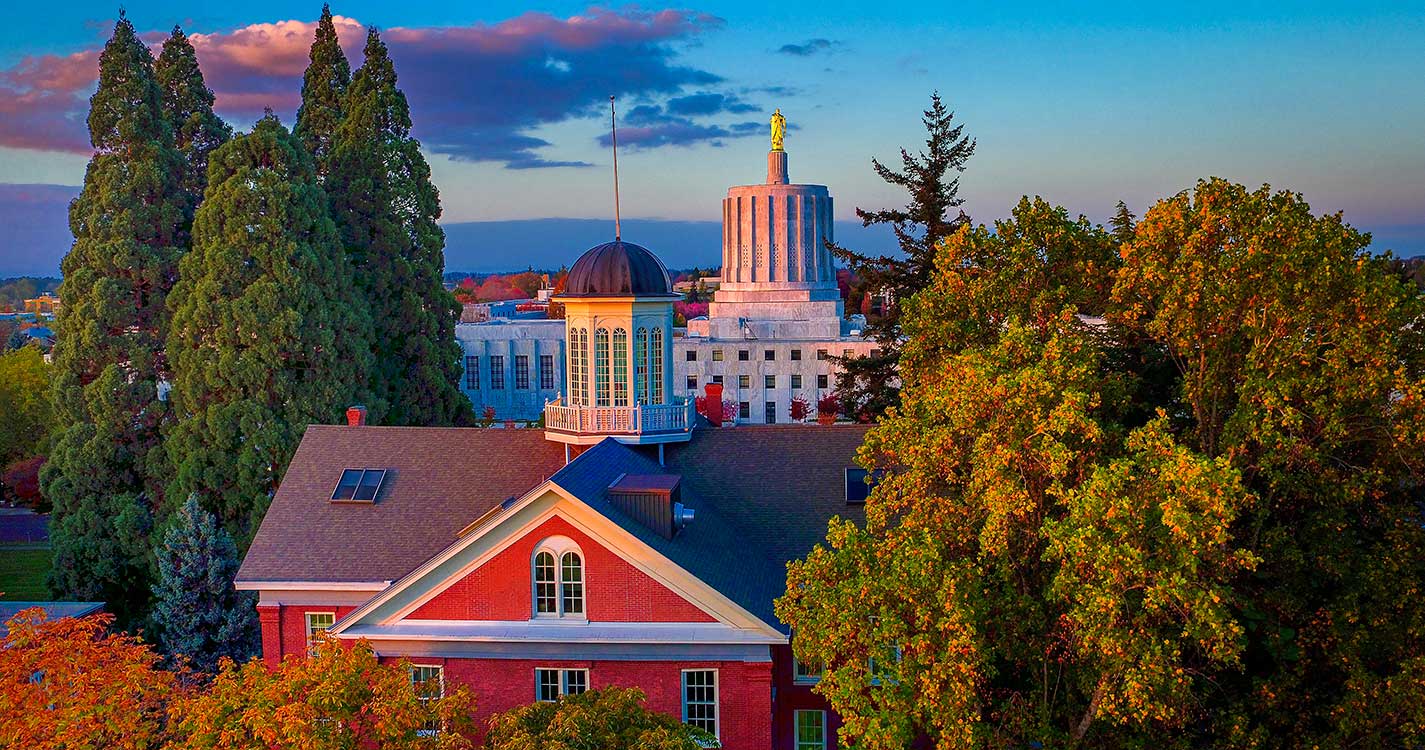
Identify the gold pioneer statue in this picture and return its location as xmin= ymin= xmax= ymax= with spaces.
xmin=770 ymin=108 xmax=786 ymax=151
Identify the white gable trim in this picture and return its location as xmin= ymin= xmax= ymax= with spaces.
xmin=329 ymin=480 xmax=783 ymax=640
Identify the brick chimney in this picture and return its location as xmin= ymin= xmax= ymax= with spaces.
xmin=346 ymin=405 xmax=367 ymax=426
xmin=704 ymin=383 xmax=724 ymax=427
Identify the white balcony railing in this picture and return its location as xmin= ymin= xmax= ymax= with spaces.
xmin=544 ymin=397 xmax=695 ymax=436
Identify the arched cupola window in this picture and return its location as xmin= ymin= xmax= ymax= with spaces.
xmin=612 ymin=328 xmax=629 ymax=407
xmin=532 ymin=536 xmax=584 ymax=618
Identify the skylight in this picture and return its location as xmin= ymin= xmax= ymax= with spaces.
xmin=332 ymin=469 xmax=387 ymax=502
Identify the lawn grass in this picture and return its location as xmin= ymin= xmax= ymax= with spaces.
xmin=0 ymin=546 xmax=52 ymax=600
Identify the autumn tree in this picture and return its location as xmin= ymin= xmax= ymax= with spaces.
xmin=167 ymin=634 xmax=477 ymax=750
xmin=294 ymin=4 xmax=350 ymax=176
xmin=164 ymin=114 xmax=375 ymax=545
xmin=0 ymin=609 xmax=182 ymax=750
xmin=828 ymin=92 xmax=976 ymax=420
xmin=155 ymin=25 xmax=232 ymax=227
xmin=777 ymin=184 xmax=1425 ymax=748
xmin=44 ymin=13 xmax=187 ymax=624
xmin=327 ymin=28 xmax=473 ymax=427
xmin=152 ymin=494 xmax=259 ymax=673
xmin=485 ymin=686 xmax=718 ymax=750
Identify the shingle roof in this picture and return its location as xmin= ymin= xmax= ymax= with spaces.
xmin=236 ymin=426 xmax=567 ymax=584
xmin=238 ymin=423 xmax=872 ymax=633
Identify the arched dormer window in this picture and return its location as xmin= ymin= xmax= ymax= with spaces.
xmin=532 ymin=537 xmax=584 ymax=618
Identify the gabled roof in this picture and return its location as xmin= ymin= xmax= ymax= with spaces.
xmin=236 ymin=426 xmax=566 ymax=585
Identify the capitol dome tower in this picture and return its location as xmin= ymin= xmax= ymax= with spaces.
xmin=706 ymin=109 xmax=845 ymax=340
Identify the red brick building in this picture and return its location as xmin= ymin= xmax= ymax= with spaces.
xmin=237 ymin=240 xmax=870 ymax=749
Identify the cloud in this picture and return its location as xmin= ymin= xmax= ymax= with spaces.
xmin=776 ymin=38 xmax=839 ymax=57
xmin=0 ymin=8 xmax=770 ymax=167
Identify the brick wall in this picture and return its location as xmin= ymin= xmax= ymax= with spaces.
xmin=771 ymin=643 xmax=843 ymax=750
xmin=431 ymin=657 xmax=772 ymax=750
xmin=256 ymin=603 xmax=357 ymax=667
xmin=408 ymin=515 xmax=715 ymax=623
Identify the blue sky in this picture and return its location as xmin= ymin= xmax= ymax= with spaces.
xmin=1 ymin=1 xmax=1422 ymax=275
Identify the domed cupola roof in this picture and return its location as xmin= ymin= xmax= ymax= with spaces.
xmin=561 ymin=240 xmax=674 ymax=298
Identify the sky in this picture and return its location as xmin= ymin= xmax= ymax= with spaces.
xmin=1 ymin=1 xmax=1422 ymax=275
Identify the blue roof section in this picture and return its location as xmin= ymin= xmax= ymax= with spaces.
xmin=0 ymin=602 xmax=104 ymax=636
xmin=550 ymin=438 xmax=789 ymax=632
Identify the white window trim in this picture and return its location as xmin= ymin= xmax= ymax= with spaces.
xmin=534 ymin=666 xmax=590 ymax=702
xmin=305 ymin=611 xmax=336 ymax=652
xmin=410 ymin=663 xmax=445 ymax=736
xmin=794 ymin=709 xmax=828 ymax=750
xmin=680 ymin=667 xmax=719 ymax=740
xmin=531 ymin=536 xmax=586 ymax=620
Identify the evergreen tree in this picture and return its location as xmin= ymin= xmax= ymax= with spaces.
xmin=155 ymin=25 xmax=232 ymax=229
xmin=293 ymin=4 xmax=350 ymax=176
xmin=165 ymin=114 xmax=375 ymax=545
xmin=829 ymin=92 xmax=976 ymax=421
xmin=152 ymin=494 xmax=258 ymax=673
xmin=43 ymin=13 xmax=186 ymax=625
xmin=1109 ymin=199 xmax=1136 ymax=244
xmin=327 ymin=28 xmax=473 ymax=426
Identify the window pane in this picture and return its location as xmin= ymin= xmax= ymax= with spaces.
xmin=332 ymin=469 xmax=361 ymax=500
xmin=765 ymin=374 xmax=776 ymax=389
xmin=682 ymin=670 xmax=717 ymax=735
xmin=490 ymin=355 xmax=505 ymax=389
xmin=306 ymin=612 xmax=335 ymax=653
xmin=515 ymin=355 xmax=530 ymax=390
xmin=561 ymin=552 xmax=583 ymax=615
xmin=635 ymin=329 xmax=649 ymax=404
xmin=353 ymin=469 xmax=385 ymax=501
xmin=540 ymin=355 xmax=555 ymax=390
xmin=595 ymin=330 xmax=611 ymax=406
xmin=464 ymin=356 xmax=479 ymax=390
xmin=534 ymin=552 xmax=557 ymax=614
xmin=649 ymin=329 xmax=664 ymax=403
xmin=564 ymin=669 xmax=588 ymax=695
xmin=536 ymin=669 xmax=561 ymax=702
xmin=613 ymin=329 xmax=629 ymax=407
xmin=795 ymin=711 xmax=826 ymax=750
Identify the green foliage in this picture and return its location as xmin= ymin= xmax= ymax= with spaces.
xmin=43 ymin=13 xmax=186 ymax=625
xmin=164 ymin=114 xmax=375 ymax=546
xmin=152 ymin=495 xmax=258 ymax=673
xmin=156 ymin=25 xmax=233 ymax=229
xmin=777 ymin=180 xmax=1425 ymax=748
xmin=485 ymin=687 xmax=719 ymax=750
xmin=0 ymin=344 xmax=51 ymax=464
xmin=326 ymin=28 xmax=473 ymax=427
xmin=829 ymin=92 xmax=976 ymax=420
xmin=293 ymin=4 xmax=351 ymax=177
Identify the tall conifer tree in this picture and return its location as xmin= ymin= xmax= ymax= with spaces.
xmin=152 ymin=494 xmax=258 ymax=672
xmin=829 ymin=92 xmax=975 ymax=421
xmin=43 ymin=13 xmax=186 ymax=624
xmin=294 ymin=4 xmax=350 ymax=175
xmin=165 ymin=114 xmax=375 ymax=545
xmin=327 ymin=28 xmax=473 ymax=426
xmin=1109 ymin=200 xmax=1136 ymax=244
xmin=156 ymin=25 xmax=232 ymax=228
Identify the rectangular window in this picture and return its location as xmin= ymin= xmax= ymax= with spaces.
xmin=738 ymin=374 xmax=750 ymax=389
xmin=411 ymin=665 xmax=444 ymax=735
xmin=764 ymin=349 xmax=776 ymax=361
xmin=515 ymin=355 xmax=530 ymax=390
xmin=793 ymin=657 xmax=823 ymax=684
xmin=464 ymin=356 xmax=479 ymax=390
xmin=305 ymin=612 xmax=335 ymax=653
xmin=712 ymin=349 xmax=723 ymax=362
xmin=739 ymin=402 xmax=750 ymax=419
xmin=687 ymin=350 xmax=698 ymax=362
xmin=791 ymin=349 xmax=802 ymax=361
xmin=536 ymin=668 xmax=589 ymax=702
xmin=843 ymin=349 xmax=854 ymax=358
xmin=687 ymin=375 xmax=698 ymax=391
xmin=712 ymin=375 xmax=723 ymax=385
xmin=650 ymin=329 xmax=664 ymax=404
xmin=791 ymin=374 xmax=802 ymax=389
xmin=765 ymin=374 xmax=776 ymax=389
xmin=816 ymin=349 xmax=828 ymax=361
xmin=817 ymin=374 xmax=829 ymax=389
xmin=682 ymin=669 xmax=718 ymax=737
xmin=635 ymin=329 xmax=649 ymax=404
xmin=795 ymin=710 xmax=827 ymax=750
xmin=540 ymin=355 xmax=555 ymax=390
xmin=846 ymin=467 xmax=882 ymax=504
xmin=490 ymin=355 xmax=505 ymax=390
xmin=738 ymin=349 xmax=750 ymax=361
xmin=765 ymin=401 xmax=777 ymax=424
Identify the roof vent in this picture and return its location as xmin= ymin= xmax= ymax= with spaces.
xmin=608 ymin=474 xmax=685 ymax=539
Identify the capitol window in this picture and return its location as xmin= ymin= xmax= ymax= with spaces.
xmin=712 ymin=349 xmax=723 ymax=361
xmin=533 ymin=537 xmax=584 ymax=618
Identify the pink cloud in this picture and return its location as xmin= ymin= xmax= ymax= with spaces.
xmin=0 ymin=7 xmax=761 ymax=166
